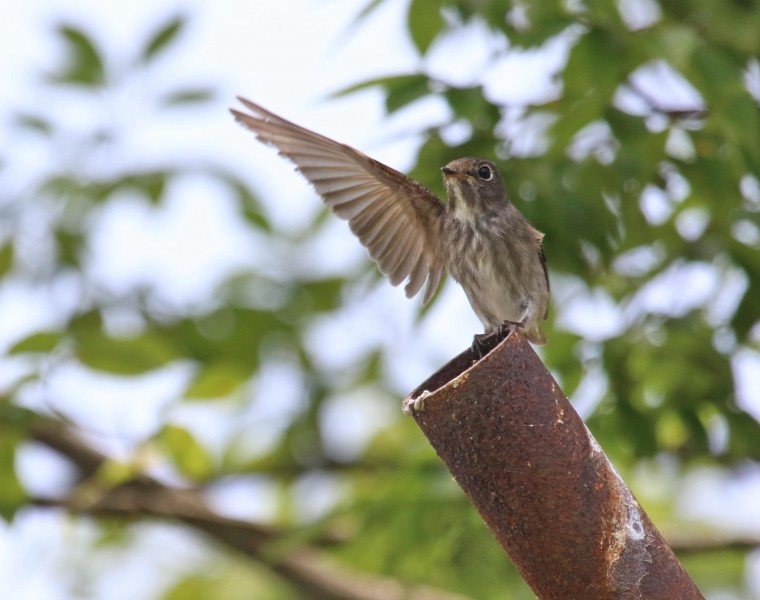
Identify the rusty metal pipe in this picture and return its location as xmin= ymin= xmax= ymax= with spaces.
xmin=403 ymin=327 xmax=704 ymax=599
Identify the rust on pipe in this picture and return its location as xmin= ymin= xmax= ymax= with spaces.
xmin=403 ymin=326 xmax=704 ymax=600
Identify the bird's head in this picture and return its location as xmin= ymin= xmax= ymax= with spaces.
xmin=441 ymin=158 xmax=507 ymax=217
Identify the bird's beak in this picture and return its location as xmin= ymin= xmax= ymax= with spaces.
xmin=441 ymin=166 xmax=463 ymax=179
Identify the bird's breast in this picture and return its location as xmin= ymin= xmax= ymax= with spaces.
xmin=442 ymin=215 xmax=546 ymax=331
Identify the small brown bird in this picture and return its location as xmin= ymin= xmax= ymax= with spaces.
xmin=230 ymin=98 xmax=549 ymax=344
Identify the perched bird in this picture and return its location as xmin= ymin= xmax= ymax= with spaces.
xmin=230 ymin=97 xmax=549 ymax=345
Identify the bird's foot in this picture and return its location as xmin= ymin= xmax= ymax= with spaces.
xmin=498 ymin=319 xmax=525 ymax=337
xmin=403 ymin=390 xmax=431 ymax=415
xmin=471 ymin=320 xmax=523 ymax=360
xmin=471 ymin=333 xmax=494 ymax=360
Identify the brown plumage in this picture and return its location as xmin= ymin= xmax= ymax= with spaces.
xmin=230 ymin=97 xmax=549 ymax=343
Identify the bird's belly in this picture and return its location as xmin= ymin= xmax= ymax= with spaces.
xmin=459 ymin=266 xmax=524 ymax=330
xmin=445 ymin=229 xmax=545 ymax=333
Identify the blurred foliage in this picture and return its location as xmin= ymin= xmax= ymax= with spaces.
xmin=381 ymin=0 xmax=760 ymax=467
xmin=1 ymin=1 xmax=760 ymax=598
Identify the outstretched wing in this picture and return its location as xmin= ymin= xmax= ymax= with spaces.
xmin=230 ymin=97 xmax=446 ymax=303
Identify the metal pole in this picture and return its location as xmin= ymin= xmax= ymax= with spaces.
xmin=403 ymin=327 xmax=704 ymax=599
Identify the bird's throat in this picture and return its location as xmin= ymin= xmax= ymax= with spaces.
xmin=447 ymin=182 xmax=478 ymax=223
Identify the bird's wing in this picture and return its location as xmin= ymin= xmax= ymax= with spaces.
xmin=231 ymin=97 xmax=446 ymax=303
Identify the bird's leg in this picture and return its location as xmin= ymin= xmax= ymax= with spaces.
xmin=472 ymin=301 xmax=535 ymax=359
xmin=499 ymin=319 xmax=523 ymax=337
xmin=517 ymin=299 xmax=532 ymax=327
xmin=493 ymin=300 xmax=531 ymax=340
xmin=471 ymin=320 xmax=524 ymax=360
xmin=471 ymin=332 xmax=493 ymax=360
xmin=471 ymin=328 xmax=510 ymax=359
xmin=495 ymin=319 xmax=525 ymax=344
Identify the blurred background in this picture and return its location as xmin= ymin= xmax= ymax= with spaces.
xmin=1 ymin=0 xmax=760 ymax=598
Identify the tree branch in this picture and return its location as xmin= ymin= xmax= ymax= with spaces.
xmin=27 ymin=420 xmax=469 ymax=600
xmin=667 ymin=534 xmax=760 ymax=555
xmin=26 ymin=392 xmax=750 ymax=600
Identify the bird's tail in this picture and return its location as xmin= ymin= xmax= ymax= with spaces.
xmin=525 ymin=328 xmax=547 ymax=345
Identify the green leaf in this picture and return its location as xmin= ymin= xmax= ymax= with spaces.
xmin=55 ymin=229 xmax=84 ymax=266
xmin=296 ymin=277 xmax=346 ymax=313
xmin=157 ymin=425 xmax=213 ymax=480
xmin=726 ymin=411 xmax=760 ymax=461
xmin=164 ymin=563 xmax=289 ymax=600
xmin=185 ymin=361 xmax=251 ymax=399
xmin=563 ymin=29 xmax=627 ymax=101
xmin=14 ymin=113 xmax=53 ymax=135
xmin=131 ymin=171 xmax=167 ymax=204
xmin=161 ymin=87 xmax=214 ymax=106
xmin=167 ymin=308 xmax=282 ymax=376
xmin=0 ymin=434 xmax=26 ymax=521
xmin=683 ymin=549 xmax=749 ymax=596
xmin=68 ymin=309 xmax=103 ymax=335
xmin=408 ymin=0 xmax=445 ymax=54
xmin=211 ymin=169 xmax=271 ymax=231
xmin=504 ymin=12 xmax=574 ymax=49
xmin=141 ymin=15 xmax=186 ymax=63
xmin=96 ymin=459 xmax=139 ymax=488
xmin=722 ymin=92 xmax=760 ymax=159
xmin=643 ymin=25 xmax=699 ymax=70
xmin=385 ymin=75 xmax=431 ymax=113
xmin=50 ymin=25 xmax=105 ymax=87
xmin=333 ymin=74 xmax=430 ymax=113
xmin=9 ymin=331 xmax=62 ymax=354
xmin=444 ymin=85 xmax=497 ymax=123
xmin=0 ymin=244 xmax=13 ymax=276
xmin=354 ymin=0 xmax=385 ymax=23
xmin=690 ymin=46 xmax=744 ymax=98
xmin=75 ymin=332 xmax=178 ymax=375
xmin=0 ymin=405 xmax=37 ymax=432
xmin=540 ymin=330 xmax=584 ymax=397
xmin=732 ymin=264 xmax=760 ymax=338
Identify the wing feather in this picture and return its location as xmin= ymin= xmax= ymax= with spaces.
xmin=231 ymin=97 xmax=446 ymax=302
xmin=404 ymin=252 xmax=428 ymax=298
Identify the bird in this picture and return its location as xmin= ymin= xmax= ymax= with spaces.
xmin=230 ymin=97 xmax=549 ymax=346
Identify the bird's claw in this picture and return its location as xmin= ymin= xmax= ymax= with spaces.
xmin=471 ymin=333 xmax=492 ymax=360
xmin=498 ymin=319 xmax=524 ymax=337
xmin=471 ymin=320 xmax=523 ymax=360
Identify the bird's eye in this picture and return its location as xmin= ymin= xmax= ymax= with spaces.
xmin=478 ymin=165 xmax=493 ymax=180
